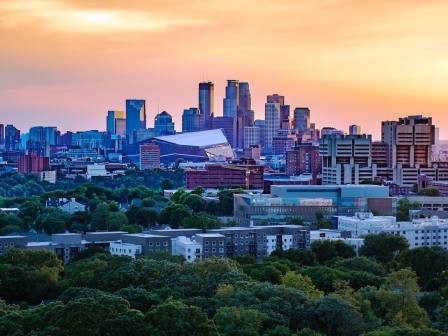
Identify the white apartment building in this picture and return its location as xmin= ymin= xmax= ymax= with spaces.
xmin=171 ymin=236 xmax=202 ymax=263
xmin=336 ymin=213 xmax=448 ymax=249
xmin=337 ymin=212 xmax=397 ymax=237
xmin=109 ymin=241 xmax=142 ymax=258
xmin=310 ymin=229 xmax=364 ymax=254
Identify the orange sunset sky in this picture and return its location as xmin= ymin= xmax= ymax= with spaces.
xmin=0 ymin=0 xmax=447 ymax=139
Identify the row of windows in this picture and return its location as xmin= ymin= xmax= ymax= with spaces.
xmin=111 ymin=247 xmax=141 ymax=254
xmin=415 ymin=242 xmax=447 ymax=246
xmin=204 ymin=241 xmax=224 ymax=246
xmin=415 ymin=236 xmax=448 ymax=240
xmin=0 ymin=242 xmax=16 ymax=248
xmin=204 ymin=248 xmax=224 ymax=253
xmin=148 ymin=241 xmax=169 ymax=247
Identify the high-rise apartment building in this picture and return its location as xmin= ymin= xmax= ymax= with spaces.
xmin=267 ymin=94 xmax=289 ymax=129
xmin=371 ymin=141 xmax=389 ymax=168
xmin=243 ymin=126 xmax=261 ymax=148
xmin=154 ymin=111 xmax=175 ymax=136
xmin=254 ymin=120 xmax=265 ymax=148
xmin=139 ymin=143 xmax=160 ymax=169
xmin=18 ymin=153 xmax=50 ymax=173
xmin=273 ymin=129 xmax=296 ymax=155
xmin=293 ymin=107 xmax=310 ymax=132
xmin=349 ymin=125 xmax=361 ymax=135
xmin=381 ymin=115 xmax=441 ymax=186
xmin=5 ymin=124 xmax=20 ymax=151
xmin=286 ymin=143 xmax=321 ymax=183
xmin=223 ymin=80 xmax=239 ymax=118
xmin=0 ymin=124 xmax=4 ymax=147
xmin=264 ymin=102 xmax=281 ymax=153
xmin=125 ymin=99 xmax=146 ymax=143
xmin=107 ymin=110 xmax=125 ymax=135
xmin=29 ymin=126 xmax=57 ymax=146
xmin=320 ymin=134 xmax=376 ymax=185
xmin=182 ymin=108 xmax=202 ymax=133
xmin=199 ymin=82 xmax=214 ymax=129
xmin=382 ymin=115 xmax=434 ymax=169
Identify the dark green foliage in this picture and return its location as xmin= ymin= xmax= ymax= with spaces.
xmin=396 ymin=198 xmax=421 ymax=221
xmin=399 ymin=247 xmax=448 ymax=290
xmin=360 ymin=233 xmax=409 ymax=263
xmin=145 ymin=299 xmax=218 ymax=336
xmin=311 ymin=240 xmax=355 ymax=263
xmin=0 ymin=249 xmax=62 ymax=303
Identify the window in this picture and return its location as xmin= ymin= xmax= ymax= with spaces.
xmin=219 ymin=241 xmax=224 ymax=246
xmin=163 ymin=242 xmax=168 ymax=246
xmin=212 ymin=241 xmax=216 ymax=246
xmin=149 ymin=242 xmax=153 ymax=246
xmin=212 ymin=248 xmax=216 ymax=253
xmin=156 ymin=242 xmax=160 ymax=247
xmin=205 ymin=241 xmax=209 ymax=246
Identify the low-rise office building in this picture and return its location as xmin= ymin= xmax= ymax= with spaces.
xmin=234 ymin=185 xmax=395 ymax=226
xmin=121 ymin=233 xmax=171 ymax=254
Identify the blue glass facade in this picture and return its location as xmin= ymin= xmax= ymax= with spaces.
xmin=125 ymin=99 xmax=146 ymax=141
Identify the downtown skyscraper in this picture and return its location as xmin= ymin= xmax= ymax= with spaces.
xmin=223 ymin=80 xmax=239 ymax=118
xmin=198 ymin=82 xmax=214 ymax=129
xmin=125 ymin=99 xmax=146 ymax=143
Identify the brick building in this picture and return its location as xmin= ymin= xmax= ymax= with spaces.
xmin=185 ymin=160 xmax=264 ymax=189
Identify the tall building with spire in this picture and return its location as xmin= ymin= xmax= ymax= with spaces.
xmin=199 ymin=82 xmax=214 ymax=129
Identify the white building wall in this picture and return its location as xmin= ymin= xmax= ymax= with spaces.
xmin=109 ymin=241 xmax=141 ymax=258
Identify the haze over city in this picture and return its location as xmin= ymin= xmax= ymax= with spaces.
xmin=1 ymin=0 xmax=448 ymax=139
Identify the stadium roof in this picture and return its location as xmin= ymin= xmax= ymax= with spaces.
xmin=154 ymin=129 xmax=229 ymax=147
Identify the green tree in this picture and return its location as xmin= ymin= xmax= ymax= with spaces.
xmin=311 ymin=240 xmax=355 ymax=264
xmin=158 ymin=203 xmax=190 ymax=228
xmin=145 ymin=300 xmax=218 ymax=336
xmin=161 ymin=179 xmax=174 ymax=190
xmin=129 ymin=207 xmax=158 ymax=227
xmin=35 ymin=208 xmax=70 ymax=234
xmin=214 ymin=306 xmax=266 ymax=336
xmin=306 ymin=296 xmax=365 ymax=336
xmin=360 ymin=233 xmax=409 ymax=263
xmin=362 ymin=326 xmax=443 ymax=336
xmin=68 ymin=211 xmax=90 ymax=232
xmin=0 ymin=249 xmax=62 ymax=303
xmin=399 ymin=247 xmax=448 ymax=290
xmin=107 ymin=211 xmax=128 ymax=231
xmin=281 ymin=271 xmax=323 ymax=300
xmin=182 ymin=212 xmax=222 ymax=229
xmin=396 ymin=198 xmax=421 ymax=221
xmin=217 ymin=189 xmax=244 ymax=215
xmin=90 ymin=203 xmax=110 ymax=231
xmin=183 ymin=193 xmax=206 ymax=212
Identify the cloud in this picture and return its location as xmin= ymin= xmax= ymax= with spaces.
xmin=0 ymin=0 xmax=208 ymax=33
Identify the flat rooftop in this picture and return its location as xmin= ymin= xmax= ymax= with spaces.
xmin=195 ymin=233 xmax=225 ymax=238
xmin=124 ymin=233 xmax=169 ymax=238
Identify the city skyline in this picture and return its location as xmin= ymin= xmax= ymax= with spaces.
xmin=1 ymin=1 xmax=448 ymax=138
